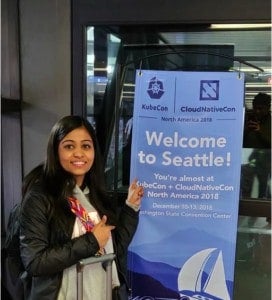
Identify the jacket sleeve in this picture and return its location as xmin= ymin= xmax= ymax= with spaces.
xmin=20 ymin=190 xmax=100 ymax=276
xmin=113 ymin=204 xmax=139 ymax=279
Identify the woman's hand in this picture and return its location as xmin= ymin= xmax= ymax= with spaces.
xmin=92 ymin=215 xmax=115 ymax=249
xmin=127 ymin=179 xmax=144 ymax=208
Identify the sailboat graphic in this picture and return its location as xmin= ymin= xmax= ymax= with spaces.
xmin=178 ymin=248 xmax=230 ymax=300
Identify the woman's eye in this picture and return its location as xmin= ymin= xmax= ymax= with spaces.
xmin=64 ymin=144 xmax=74 ymax=150
xmin=82 ymin=144 xmax=92 ymax=149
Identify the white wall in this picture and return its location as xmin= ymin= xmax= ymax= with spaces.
xmin=20 ymin=0 xmax=71 ymax=175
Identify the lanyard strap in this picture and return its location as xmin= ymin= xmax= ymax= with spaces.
xmin=68 ymin=196 xmax=95 ymax=232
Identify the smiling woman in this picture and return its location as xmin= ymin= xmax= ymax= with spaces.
xmin=17 ymin=115 xmax=144 ymax=300
xmin=58 ymin=126 xmax=95 ymax=186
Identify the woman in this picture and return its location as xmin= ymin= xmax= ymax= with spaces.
xmin=19 ymin=115 xmax=144 ymax=299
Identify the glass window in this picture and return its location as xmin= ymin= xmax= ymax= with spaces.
xmin=86 ymin=27 xmax=121 ymax=129
xmin=234 ymin=215 xmax=271 ymax=300
xmin=85 ymin=25 xmax=271 ymax=196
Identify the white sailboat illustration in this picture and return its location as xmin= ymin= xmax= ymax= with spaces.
xmin=178 ymin=248 xmax=231 ymax=300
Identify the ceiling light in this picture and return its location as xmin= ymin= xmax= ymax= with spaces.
xmin=210 ymin=24 xmax=272 ymax=29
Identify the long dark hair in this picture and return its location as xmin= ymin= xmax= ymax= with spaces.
xmin=23 ymin=116 xmax=116 ymax=230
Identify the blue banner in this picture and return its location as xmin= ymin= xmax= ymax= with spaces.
xmin=128 ymin=70 xmax=245 ymax=300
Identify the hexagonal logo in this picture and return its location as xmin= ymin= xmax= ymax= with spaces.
xmin=147 ymin=77 xmax=165 ymax=99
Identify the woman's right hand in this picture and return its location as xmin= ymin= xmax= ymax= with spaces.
xmin=127 ymin=178 xmax=144 ymax=208
xmin=91 ymin=215 xmax=115 ymax=249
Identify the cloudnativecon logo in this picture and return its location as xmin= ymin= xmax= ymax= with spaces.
xmin=200 ymin=80 xmax=219 ymax=100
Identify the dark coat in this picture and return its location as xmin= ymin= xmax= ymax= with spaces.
xmin=20 ymin=182 xmax=139 ymax=299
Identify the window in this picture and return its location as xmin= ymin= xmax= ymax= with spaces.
xmin=85 ymin=25 xmax=271 ymax=197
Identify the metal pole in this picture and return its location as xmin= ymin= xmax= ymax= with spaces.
xmin=105 ymin=259 xmax=113 ymax=300
xmin=77 ymin=262 xmax=84 ymax=300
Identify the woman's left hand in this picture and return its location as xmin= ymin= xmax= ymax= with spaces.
xmin=127 ymin=179 xmax=144 ymax=207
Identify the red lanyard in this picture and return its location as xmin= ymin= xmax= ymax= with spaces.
xmin=68 ymin=196 xmax=95 ymax=232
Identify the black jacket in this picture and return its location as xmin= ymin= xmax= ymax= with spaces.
xmin=20 ymin=182 xmax=139 ymax=299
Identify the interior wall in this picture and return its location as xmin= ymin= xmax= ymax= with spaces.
xmin=1 ymin=0 xmax=23 ymax=229
xmin=20 ymin=0 xmax=71 ymax=175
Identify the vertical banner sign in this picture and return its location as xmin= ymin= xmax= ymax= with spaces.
xmin=128 ymin=70 xmax=245 ymax=300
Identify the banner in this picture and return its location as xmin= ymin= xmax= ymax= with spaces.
xmin=128 ymin=70 xmax=245 ymax=300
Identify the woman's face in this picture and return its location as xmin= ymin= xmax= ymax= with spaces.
xmin=58 ymin=126 xmax=95 ymax=186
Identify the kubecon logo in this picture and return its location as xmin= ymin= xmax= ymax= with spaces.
xmin=147 ymin=77 xmax=165 ymax=99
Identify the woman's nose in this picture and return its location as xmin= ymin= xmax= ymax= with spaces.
xmin=73 ymin=148 xmax=84 ymax=157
